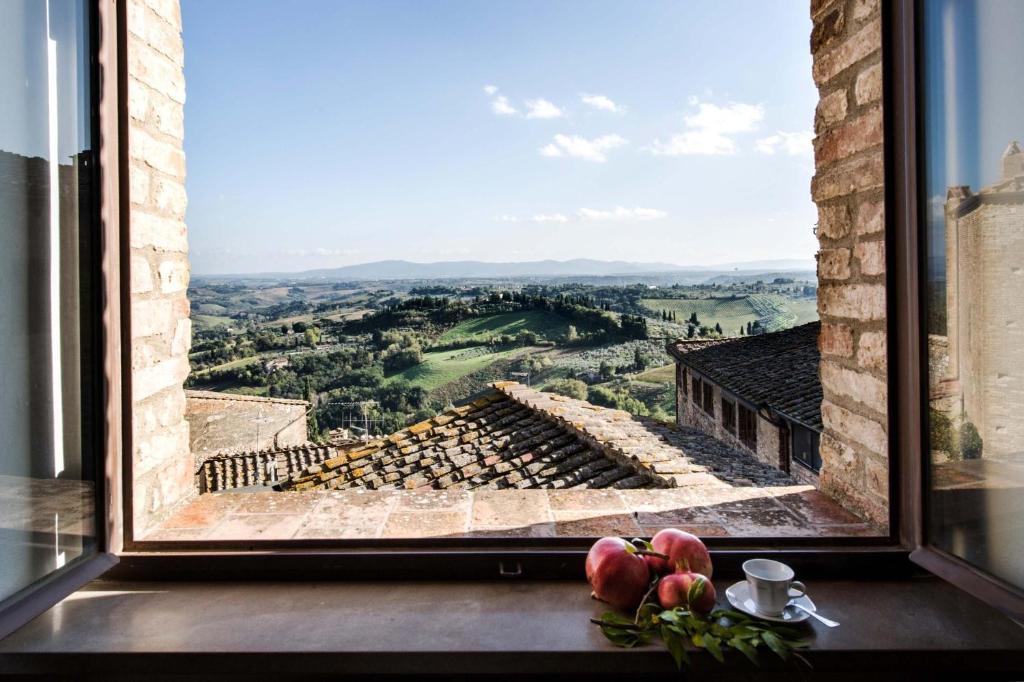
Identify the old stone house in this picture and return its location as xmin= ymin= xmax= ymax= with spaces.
xmin=937 ymin=141 xmax=1024 ymax=457
xmin=668 ymin=322 xmax=823 ymax=486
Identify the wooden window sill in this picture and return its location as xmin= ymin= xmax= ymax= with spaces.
xmin=1 ymin=577 xmax=1022 ymax=679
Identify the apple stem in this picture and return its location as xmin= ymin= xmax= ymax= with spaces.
xmin=634 ymin=549 xmax=670 ymax=561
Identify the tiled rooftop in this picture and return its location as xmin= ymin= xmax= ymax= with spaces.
xmin=276 ymin=382 xmax=794 ymax=493
xmin=668 ymin=322 xmax=823 ymax=429
xmin=143 ymin=382 xmax=881 ymax=540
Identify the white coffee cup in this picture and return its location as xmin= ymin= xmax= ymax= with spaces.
xmin=742 ymin=558 xmax=807 ymax=616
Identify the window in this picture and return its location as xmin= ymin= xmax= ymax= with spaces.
xmin=123 ymin=0 xmax=887 ymax=548
xmin=701 ymin=381 xmax=715 ymax=416
xmin=920 ymin=0 xmax=1024 ymax=599
xmin=738 ymin=404 xmax=757 ymax=451
xmin=721 ymin=398 xmax=736 ymax=435
xmin=791 ymin=424 xmax=820 ymax=472
xmin=0 ymin=0 xmax=108 ymax=636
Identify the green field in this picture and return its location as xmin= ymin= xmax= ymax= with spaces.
xmin=192 ymin=314 xmax=235 ymax=331
xmin=437 ymin=310 xmax=577 ymax=344
xmin=387 ymin=347 xmax=527 ymax=392
xmin=640 ymin=297 xmax=759 ymax=335
xmin=640 ymin=295 xmax=818 ymax=336
xmin=635 ymin=363 xmax=676 ymax=384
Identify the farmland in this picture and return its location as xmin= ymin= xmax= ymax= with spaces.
xmin=185 ymin=274 xmax=816 ymax=437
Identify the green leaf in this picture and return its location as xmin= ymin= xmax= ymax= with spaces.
xmin=730 ymin=637 xmax=760 ymax=666
xmin=597 ymin=610 xmax=636 ymax=626
xmin=703 ymin=634 xmax=725 ymax=663
xmin=686 ymin=576 xmax=707 ymax=607
xmin=762 ymin=631 xmax=790 ymax=661
xmin=661 ymin=625 xmax=689 ymax=670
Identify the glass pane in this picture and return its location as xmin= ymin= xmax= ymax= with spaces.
xmin=0 ymin=0 xmax=97 ymax=604
xmin=923 ymin=0 xmax=1024 ymax=589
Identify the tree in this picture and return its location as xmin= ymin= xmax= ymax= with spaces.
xmin=686 ymin=324 xmax=696 ymax=339
xmin=292 ymin=321 xmax=308 ymax=333
xmin=633 ymin=347 xmax=647 ymax=371
xmin=714 ymin=322 xmax=723 ymax=335
xmin=689 ymin=312 xmax=699 ymax=325
xmin=599 ymin=360 xmax=615 ymax=380
xmin=304 ymin=379 xmax=322 ymax=442
xmin=545 ymin=378 xmax=588 ymax=400
xmin=739 ymin=325 xmax=745 ymax=336
xmin=566 ymin=324 xmax=579 ymax=342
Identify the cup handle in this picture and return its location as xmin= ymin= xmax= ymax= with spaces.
xmin=788 ymin=581 xmax=807 ymax=600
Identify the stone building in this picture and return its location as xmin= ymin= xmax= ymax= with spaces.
xmin=184 ymin=390 xmax=309 ymax=462
xmin=668 ymin=323 xmax=823 ymax=486
xmin=939 ymin=141 xmax=1024 ymax=457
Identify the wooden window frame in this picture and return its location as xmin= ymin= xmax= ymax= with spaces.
xmin=721 ymin=397 xmax=736 ymax=435
xmin=701 ymin=380 xmax=714 ymax=416
xmin=737 ymin=403 xmax=757 ymax=451
xmin=690 ymin=373 xmax=701 ymax=404
xmin=5 ymin=0 xmax=1005 ymax=625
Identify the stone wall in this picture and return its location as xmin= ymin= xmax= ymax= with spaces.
xmin=810 ymin=0 xmax=888 ymax=526
xmin=185 ymin=391 xmax=309 ymax=463
xmin=675 ymin=367 xmax=791 ymax=478
xmin=127 ymin=0 xmax=192 ymax=535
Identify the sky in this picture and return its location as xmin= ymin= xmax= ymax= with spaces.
xmin=182 ymin=0 xmax=819 ymax=275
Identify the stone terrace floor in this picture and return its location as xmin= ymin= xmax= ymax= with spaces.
xmin=144 ymin=485 xmax=881 ymax=541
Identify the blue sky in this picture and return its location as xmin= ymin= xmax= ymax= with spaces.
xmin=182 ymin=0 xmax=818 ymax=275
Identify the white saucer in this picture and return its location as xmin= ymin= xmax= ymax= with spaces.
xmin=724 ymin=580 xmax=817 ymax=624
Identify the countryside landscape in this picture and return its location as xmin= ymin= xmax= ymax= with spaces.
xmin=187 ymin=259 xmax=818 ymax=440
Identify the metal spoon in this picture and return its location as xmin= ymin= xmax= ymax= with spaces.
xmin=790 ymin=602 xmax=840 ymax=627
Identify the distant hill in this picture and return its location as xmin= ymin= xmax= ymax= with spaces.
xmin=197 ymin=258 xmax=816 ymax=282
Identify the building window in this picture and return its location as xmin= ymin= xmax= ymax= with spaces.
xmin=738 ymin=404 xmax=757 ymax=451
xmin=691 ymin=375 xmax=701 ymax=404
xmin=702 ymin=381 xmax=715 ymax=416
xmin=721 ymin=398 xmax=736 ymax=435
xmin=791 ymin=424 xmax=821 ymax=472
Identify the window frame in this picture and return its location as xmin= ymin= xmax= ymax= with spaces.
xmin=892 ymin=0 xmax=1024 ymax=620
xmin=88 ymin=0 xmax=1017 ymax=597
xmin=721 ymin=396 xmax=736 ymax=435
xmin=0 ymin=0 xmax=121 ymax=639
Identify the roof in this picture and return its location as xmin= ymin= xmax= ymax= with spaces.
xmin=185 ymin=389 xmax=308 ymax=406
xmin=667 ymin=322 xmax=823 ymax=430
xmin=275 ymin=382 xmax=794 ymax=493
xmin=197 ymin=443 xmax=337 ymax=493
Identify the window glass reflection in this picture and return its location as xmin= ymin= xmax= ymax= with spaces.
xmin=924 ymin=0 xmax=1024 ymax=589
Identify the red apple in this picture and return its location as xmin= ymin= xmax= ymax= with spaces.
xmin=658 ymin=570 xmax=717 ymax=614
xmin=586 ymin=537 xmax=651 ymax=612
xmin=647 ymin=528 xmax=713 ymax=578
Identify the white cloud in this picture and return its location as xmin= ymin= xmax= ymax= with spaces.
xmin=577 ymin=206 xmax=668 ymax=222
xmin=483 ymin=84 xmax=499 ymax=96
xmin=492 ymin=95 xmax=517 ymax=116
xmin=539 ymin=133 xmax=627 ymax=162
xmin=755 ymin=130 xmax=814 ymax=156
xmin=648 ymin=98 xmax=764 ymax=156
xmin=581 ymin=93 xmax=621 ymax=113
xmin=525 ymin=98 xmax=564 ymax=119
xmin=531 ymin=213 xmax=570 ymax=223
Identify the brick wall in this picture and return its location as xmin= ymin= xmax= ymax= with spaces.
xmin=127 ymin=0 xmax=192 ymax=535
xmin=810 ymin=0 xmax=887 ymax=526
xmin=185 ymin=391 xmax=309 ymax=463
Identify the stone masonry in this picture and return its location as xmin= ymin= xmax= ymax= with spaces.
xmin=185 ymin=390 xmax=308 ymax=463
xmin=810 ymin=0 xmax=888 ymax=526
xmin=127 ymin=0 xmax=192 ymax=535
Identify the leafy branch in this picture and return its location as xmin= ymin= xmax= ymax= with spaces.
xmin=591 ymin=585 xmax=810 ymax=670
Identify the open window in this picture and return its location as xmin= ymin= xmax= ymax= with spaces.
xmin=0 ymin=0 xmax=117 ymax=639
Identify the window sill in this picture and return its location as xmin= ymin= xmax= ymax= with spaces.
xmin=1 ymin=576 xmax=1022 ymax=679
